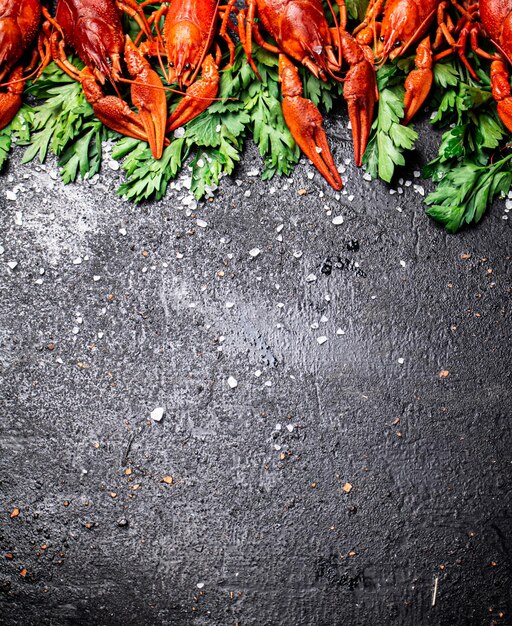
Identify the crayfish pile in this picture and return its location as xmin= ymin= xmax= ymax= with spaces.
xmin=1 ymin=0 xmax=511 ymax=231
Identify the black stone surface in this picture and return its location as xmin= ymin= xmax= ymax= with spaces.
xmin=0 ymin=118 xmax=511 ymax=626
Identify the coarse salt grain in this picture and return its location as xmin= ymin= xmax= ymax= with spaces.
xmin=150 ymin=407 xmax=165 ymax=422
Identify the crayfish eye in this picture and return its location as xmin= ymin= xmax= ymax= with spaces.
xmin=379 ymin=35 xmax=385 ymax=42
xmin=169 ymin=61 xmax=174 ymax=68
xmin=394 ymin=40 xmax=402 ymax=48
xmin=184 ymin=63 xmax=191 ymax=70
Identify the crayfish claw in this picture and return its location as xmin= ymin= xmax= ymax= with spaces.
xmin=496 ymin=99 xmax=512 ymax=134
xmin=402 ymin=37 xmax=432 ymax=126
xmin=167 ymin=55 xmax=220 ymax=132
xmin=283 ymin=94 xmax=343 ymax=190
xmin=403 ymin=67 xmax=433 ymax=125
xmin=80 ymin=68 xmax=148 ymax=143
xmin=491 ymin=60 xmax=512 ymax=133
xmin=0 ymin=67 xmax=24 ymax=131
xmin=279 ymin=55 xmax=342 ymax=190
xmin=0 ymin=92 xmax=23 ymax=131
xmin=124 ymin=37 xmax=167 ymax=159
xmin=343 ymin=58 xmax=377 ymax=166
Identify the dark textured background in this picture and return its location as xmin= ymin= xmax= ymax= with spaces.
xmin=0 ymin=117 xmax=511 ymax=626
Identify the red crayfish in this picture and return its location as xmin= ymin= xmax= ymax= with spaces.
xmin=41 ymin=0 xmax=168 ymax=158
xmin=353 ymin=0 xmax=471 ymax=124
xmin=138 ymin=0 xmax=238 ymax=133
xmin=238 ymin=0 xmax=378 ymax=190
xmin=457 ymin=0 xmax=512 ymax=131
xmin=0 ymin=0 xmax=48 ymax=131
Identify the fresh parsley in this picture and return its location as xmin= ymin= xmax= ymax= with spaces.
xmin=425 ymin=155 xmax=512 ymax=232
xmin=423 ymin=56 xmax=511 ymax=231
xmin=363 ymin=65 xmax=418 ymax=182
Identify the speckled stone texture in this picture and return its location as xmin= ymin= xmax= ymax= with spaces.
xmin=0 ymin=119 xmax=511 ymax=626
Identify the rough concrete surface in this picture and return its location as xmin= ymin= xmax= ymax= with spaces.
xmin=0 ymin=117 xmax=511 ymax=626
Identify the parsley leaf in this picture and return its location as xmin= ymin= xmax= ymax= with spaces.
xmin=115 ymin=138 xmax=187 ymax=202
xmin=0 ymin=125 xmax=12 ymax=171
xmin=21 ymin=63 xmax=108 ymax=177
xmin=363 ymin=81 xmax=418 ymax=182
xmin=425 ymin=155 xmax=512 ymax=232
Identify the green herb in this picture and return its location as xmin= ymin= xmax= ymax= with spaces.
xmin=425 ymin=155 xmax=512 ymax=232
xmin=3 ymin=7 xmax=510 ymax=231
xmin=0 ymin=125 xmax=12 ymax=171
xmin=0 ymin=106 xmax=32 ymax=170
xmin=346 ymin=0 xmax=371 ymax=21
xmin=423 ymin=56 xmax=510 ymax=231
xmin=20 ymin=61 xmax=113 ymax=181
xmin=363 ymin=68 xmax=418 ymax=182
xmin=114 ymin=138 xmax=186 ymax=202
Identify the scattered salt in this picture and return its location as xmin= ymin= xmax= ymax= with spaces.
xmin=150 ymin=407 xmax=165 ymax=422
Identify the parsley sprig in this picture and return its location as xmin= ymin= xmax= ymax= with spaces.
xmin=18 ymin=61 xmax=114 ymax=182
xmin=423 ymin=56 xmax=511 ymax=231
xmin=363 ymin=64 xmax=418 ymax=182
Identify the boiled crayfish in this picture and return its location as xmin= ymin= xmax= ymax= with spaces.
xmin=238 ymin=0 xmax=378 ymax=190
xmin=457 ymin=0 xmax=512 ymax=131
xmin=138 ymin=0 xmax=238 ymax=133
xmin=42 ymin=0 xmax=167 ymax=158
xmin=0 ymin=0 xmax=47 ymax=131
xmin=354 ymin=0 xmax=468 ymax=124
